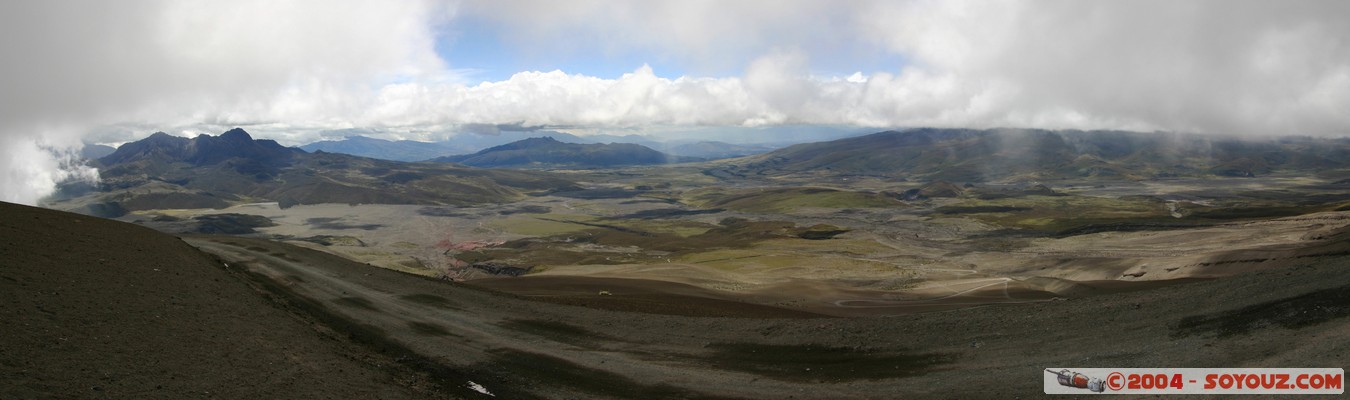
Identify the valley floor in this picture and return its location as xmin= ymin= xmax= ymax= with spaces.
xmin=118 ymin=173 xmax=1350 ymax=318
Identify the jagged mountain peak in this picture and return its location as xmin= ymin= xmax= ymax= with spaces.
xmin=99 ymin=128 xmax=301 ymax=168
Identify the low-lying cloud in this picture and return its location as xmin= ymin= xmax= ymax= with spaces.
xmin=2 ymin=0 xmax=1348 ymax=205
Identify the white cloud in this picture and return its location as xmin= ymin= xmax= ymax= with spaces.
xmin=0 ymin=0 xmax=450 ymax=205
xmin=854 ymin=0 xmax=1350 ymax=134
xmin=2 ymin=0 xmax=1349 ymax=205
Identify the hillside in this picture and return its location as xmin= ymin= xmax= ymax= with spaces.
xmin=707 ymin=128 xmax=1350 ymax=182
xmin=0 ymin=201 xmax=447 ymax=398
xmin=55 ymin=129 xmax=579 ymax=216
xmin=432 ymin=136 xmax=698 ymax=168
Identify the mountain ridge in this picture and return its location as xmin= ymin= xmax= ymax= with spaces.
xmin=431 ymin=136 xmax=700 ymax=168
xmin=299 ymin=131 xmax=594 ymax=161
xmin=61 ymin=128 xmax=579 ymax=215
xmin=709 ymin=128 xmax=1350 ymax=182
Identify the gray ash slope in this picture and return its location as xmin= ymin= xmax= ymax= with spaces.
xmin=0 ymin=201 xmax=455 ymax=399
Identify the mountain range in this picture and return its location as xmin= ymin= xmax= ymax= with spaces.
xmin=709 ymin=128 xmax=1350 ymax=182
xmin=299 ymin=130 xmax=594 ymax=161
xmin=430 ymin=136 xmax=700 ymax=168
xmin=299 ymin=132 xmax=778 ymax=161
xmin=61 ymin=128 xmax=578 ymax=216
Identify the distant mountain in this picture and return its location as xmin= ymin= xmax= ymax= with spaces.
xmin=299 ymin=131 xmax=594 ymax=161
xmin=598 ymin=125 xmax=873 ymax=147
xmin=707 ymin=128 xmax=1350 ymax=182
xmin=431 ymin=137 xmax=700 ymax=169
xmin=295 ymin=128 xmax=873 ymax=163
xmin=657 ymin=141 xmax=777 ymax=159
xmin=67 ymin=129 xmax=578 ymax=216
xmin=300 ymin=136 xmax=465 ymax=162
xmin=80 ymin=144 xmax=116 ymax=160
xmin=452 ymin=130 xmax=595 ymax=148
xmin=581 ymin=134 xmax=665 ymax=148
xmin=102 ymin=128 xmax=303 ymax=166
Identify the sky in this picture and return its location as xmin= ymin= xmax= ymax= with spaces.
xmin=2 ymin=0 xmax=1349 ymax=205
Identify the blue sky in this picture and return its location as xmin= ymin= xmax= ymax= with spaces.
xmin=434 ymin=7 xmax=909 ymax=83
xmin=435 ymin=22 xmax=691 ymax=82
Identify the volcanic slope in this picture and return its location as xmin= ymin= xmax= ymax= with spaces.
xmin=708 ymin=128 xmax=1350 ymax=182
xmin=60 ymin=128 xmax=579 ymax=216
xmin=0 ymin=201 xmax=460 ymax=399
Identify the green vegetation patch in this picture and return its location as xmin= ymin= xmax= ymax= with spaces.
xmin=487 ymin=214 xmax=599 ymax=236
xmin=686 ymin=187 xmax=906 ymax=213
xmin=294 ymin=235 xmax=367 ymax=247
xmin=460 ymin=218 xmax=851 ymax=268
xmin=932 ymin=194 xmax=1172 ymax=232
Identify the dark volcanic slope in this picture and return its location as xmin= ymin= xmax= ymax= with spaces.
xmin=0 ymin=202 xmax=438 ymax=399
xmin=432 ymin=136 xmax=697 ymax=168
xmin=710 ymin=128 xmax=1350 ymax=181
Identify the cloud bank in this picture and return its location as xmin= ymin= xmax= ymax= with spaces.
xmin=2 ymin=0 xmax=1348 ymax=205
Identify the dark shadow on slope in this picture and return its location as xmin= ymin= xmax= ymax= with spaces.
xmin=1171 ymin=284 xmax=1350 ymax=338
xmin=703 ymin=343 xmax=955 ymax=382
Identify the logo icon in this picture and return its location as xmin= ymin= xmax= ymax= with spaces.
xmin=1047 ymin=369 xmax=1106 ymax=392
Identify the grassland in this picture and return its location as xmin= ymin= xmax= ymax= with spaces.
xmin=933 ymin=193 xmax=1173 ymax=231
xmin=111 ymin=162 xmax=1350 ymax=316
xmin=683 ymin=186 xmax=906 ymax=213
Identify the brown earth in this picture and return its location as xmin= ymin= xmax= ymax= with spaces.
xmin=5 ymin=201 xmax=1350 ymax=398
xmin=0 ymin=202 xmax=457 ymax=399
